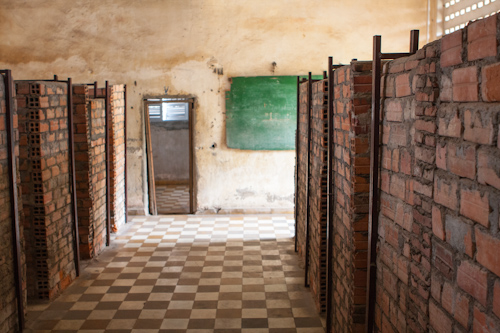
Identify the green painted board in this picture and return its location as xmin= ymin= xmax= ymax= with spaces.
xmin=225 ymin=76 xmax=321 ymax=150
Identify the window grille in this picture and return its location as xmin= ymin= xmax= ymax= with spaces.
xmin=145 ymin=97 xmax=191 ymax=122
xmin=443 ymin=0 xmax=500 ymax=35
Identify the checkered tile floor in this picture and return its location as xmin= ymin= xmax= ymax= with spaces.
xmin=25 ymin=215 xmax=325 ymax=332
xmin=156 ymin=185 xmax=190 ymax=214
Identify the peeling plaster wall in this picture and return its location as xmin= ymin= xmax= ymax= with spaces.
xmin=0 ymin=0 xmax=430 ymax=213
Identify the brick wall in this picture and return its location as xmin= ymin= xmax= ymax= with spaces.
xmin=90 ymin=85 xmax=126 ymax=231
xmin=110 ymin=85 xmax=126 ymax=230
xmin=0 ymin=75 xmax=25 ymax=332
xmin=296 ymin=81 xmax=309 ymax=265
xmin=330 ymin=61 xmax=372 ymax=332
xmin=16 ymin=81 xmax=76 ymax=300
xmin=375 ymin=14 xmax=500 ymax=332
xmin=73 ymin=85 xmax=107 ymax=259
xmin=296 ymin=66 xmax=371 ymax=326
xmin=308 ymin=79 xmax=328 ymax=313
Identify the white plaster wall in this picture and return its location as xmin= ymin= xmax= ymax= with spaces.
xmin=0 ymin=0 xmax=430 ymax=213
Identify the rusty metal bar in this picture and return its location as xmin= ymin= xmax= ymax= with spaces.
xmin=67 ymin=78 xmax=80 ymax=276
xmin=2 ymin=69 xmax=25 ymax=332
xmin=105 ymin=81 xmax=111 ymax=246
xmin=295 ymin=76 xmax=300 ymax=252
xmin=124 ymin=85 xmax=128 ymax=223
xmin=366 ymin=35 xmax=382 ymax=333
xmin=381 ymin=53 xmax=412 ymax=59
xmin=53 ymin=75 xmax=58 ymax=81
xmin=304 ymin=72 xmax=312 ymax=288
xmin=325 ymin=57 xmax=335 ymax=333
xmin=94 ymin=81 xmax=98 ymax=99
xmin=410 ymin=30 xmax=420 ymax=53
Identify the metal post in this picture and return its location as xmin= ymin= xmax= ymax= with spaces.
xmin=3 ymin=70 xmax=25 ymax=332
xmin=295 ymin=76 xmax=300 ymax=252
xmin=304 ymin=72 xmax=312 ymax=287
xmin=325 ymin=57 xmax=335 ymax=333
xmin=67 ymin=78 xmax=80 ymax=276
xmin=105 ymin=81 xmax=111 ymax=246
xmin=410 ymin=30 xmax=420 ymax=53
xmin=366 ymin=35 xmax=382 ymax=333
xmin=124 ymin=85 xmax=128 ymax=223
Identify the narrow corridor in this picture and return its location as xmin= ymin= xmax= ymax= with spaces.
xmin=25 ymin=215 xmax=325 ymax=333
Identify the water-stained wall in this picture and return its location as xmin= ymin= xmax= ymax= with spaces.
xmin=0 ymin=0 xmax=430 ymax=213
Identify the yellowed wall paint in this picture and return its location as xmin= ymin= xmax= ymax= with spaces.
xmin=0 ymin=0 xmax=429 ymax=214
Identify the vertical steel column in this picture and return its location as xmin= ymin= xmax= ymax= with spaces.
xmin=295 ymin=76 xmax=300 ymax=252
xmin=366 ymin=35 xmax=382 ymax=333
xmin=410 ymin=30 xmax=420 ymax=53
xmin=304 ymin=72 xmax=312 ymax=287
xmin=67 ymin=78 xmax=80 ymax=276
xmin=105 ymin=81 xmax=112 ymax=246
xmin=3 ymin=70 xmax=25 ymax=331
xmin=325 ymin=57 xmax=335 ymax=333
xmin=124 ymin=85 xmax=128 ymax=223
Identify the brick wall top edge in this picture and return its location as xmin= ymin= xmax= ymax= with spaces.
xmin=384 ymin=39 xmax=441 ymax=72
xmin=351 ymin=61 xmax=373 ymax=72
xmin=15 ymin=80 xmax=68 ymax=88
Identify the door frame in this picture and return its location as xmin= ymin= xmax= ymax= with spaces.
xmin=144 ymin=96 xmax=195 ymax=215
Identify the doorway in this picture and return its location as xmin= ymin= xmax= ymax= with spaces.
xmin=144 ymin=96 xmax=195 ymax=214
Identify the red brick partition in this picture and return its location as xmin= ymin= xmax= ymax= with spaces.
xmin=90 ymin=85 xmax=126 ymax=232
xmin=375 ymin=14 xmax=500 ymax=333
xmin=73 ymin=85 xmax=107 ymax=259
xmin=16 ymin=81 xmax=76 ymax=300
xmin=296 ymin=64 xmax=372 ymax=324
xmin=0 ymin=74 xmax=25 ymax=332
xmin=73 ymin=83 xmax=126 ymax=258
xmin=299 ymin=16 xmax=500 ymax=330
xmin=110 ymin=85 xmax=126 ymax=230
xmin=309 ymin=79 xmax=329 ymax=313
xmin=296 ymin=81 xmax=309 ymax=266
xmin=330 ymin=61 xmax=372 ymax=332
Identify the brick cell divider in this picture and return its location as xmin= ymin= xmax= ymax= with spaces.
xmin=366 ymin=31 xmax=419 ymax=332
xmin=325 ymin=57 xmax=335 ymax=333
xmin=2 ymin=69 xmax=25 ymax=331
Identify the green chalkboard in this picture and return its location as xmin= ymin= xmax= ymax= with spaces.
xmin=225 ymin=76 xmax=319 ymax=150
